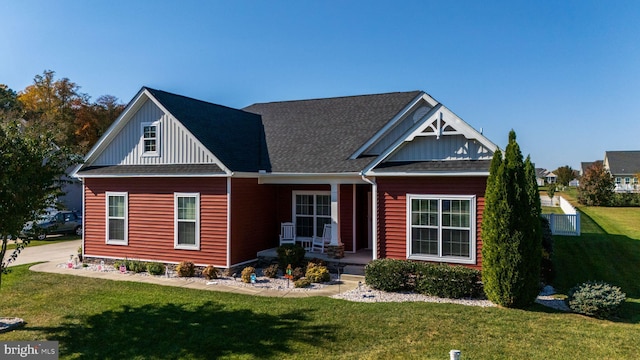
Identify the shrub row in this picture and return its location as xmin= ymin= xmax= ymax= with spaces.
xmin=113 ymin=259 xmax=166 ymax=275
xmin=365 ymin=259 xmax=483 ymax=299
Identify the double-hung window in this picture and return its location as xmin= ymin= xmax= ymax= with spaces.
xmin=106 ymin=192 xmax=128 ymax=245
xmin=175 ymin=193 xmax=200 ymax=250
xmin=141 ymin=121 xmax=160 ymax=156
xmin=407 ymin=195 xmax=475 ymax=264
xmin=293 ymin=192 xmax=331 ymax=239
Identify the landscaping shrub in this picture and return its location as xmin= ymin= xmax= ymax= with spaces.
xmin=611 ymin=192 xmax=640 ymax=207
xmin=146 ymin=262 xmax=166 ymax=276
xmin=307 ymin=257 xmax=326 ymax=267
xmin=262 ymin=264 xmax=279 ymax=278
xmin=292 ymin=267 xmax=304 ymax=281
xmin=128 ymin=259 xmax=147 ymax=273
xmin=241 ymin=266 xmax=256 ymax=283
xmin=305 ymin=263 xmax=330 ymax=283
xmin=414 ymin=263 xmax=483 ymax=299
xmin=176 ymin=261 xmax=196 ymax=277
xmin=276 ymin=244 xmax=306 ymax=270
xmin=113 ymin=259 xmax=128 ymax=271
xmin=365 ymin=259 xmax=416 ymax=292
xmin=566 ymin=281 xmax=626 ymax=318
xmin=202 ymin=265 xmax=219 ymax=280
xmin=294 ymin=278 xmax=312 ymax=288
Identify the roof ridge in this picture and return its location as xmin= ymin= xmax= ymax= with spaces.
xmin=143 ymin=86 xmax=253 ymax=115
xmin=245 ymin=90 xmax=424 ymax=107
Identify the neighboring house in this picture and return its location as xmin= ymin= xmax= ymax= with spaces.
xmin=603 ymin=151 xmax=640 ymax=193
xmin=535 ymin=168 xmax=557 ymax=186
xmin=72 ymin=87 xmax=497 ymax=270
xmin=580 ymin=160 xmax=602 ymax=176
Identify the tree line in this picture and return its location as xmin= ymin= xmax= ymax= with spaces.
xmin=0 ymin=70 xmax=125 ymax=153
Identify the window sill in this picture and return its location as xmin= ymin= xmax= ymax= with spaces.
xmin=106 ymin=240 xmax=128 ymax=246
xmin=175 ymin=244 xmax=200 ymax=251
xmin=408 ymin=255 xmax=476 ymax=265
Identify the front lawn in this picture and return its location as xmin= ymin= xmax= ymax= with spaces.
xmin=1 ymin=265 xmax=639 ymax=359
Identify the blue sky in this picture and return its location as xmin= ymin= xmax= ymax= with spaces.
xmin=2 ymin=1 xmax=639 ymax=170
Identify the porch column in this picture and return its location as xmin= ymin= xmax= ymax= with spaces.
xmin=330 ymin=182 xmax=341 ymax=245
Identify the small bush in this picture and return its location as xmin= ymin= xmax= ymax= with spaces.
xmin=146 ymin=262 xmax=166 ymax=275
xmin=305 ymin=263 xmax=330 ymax=283
xmin=292 ymin=267 xmax=304 ymax=281
xmin=307 ymin=257 xmax=326 ymax=267
xmin=294 ymin=278 xmax=312 ymax=288
xmin=566 ymin=281 xmax=626 ymax=318
xmin=365 ymin=259 xmax=416 ymax=292
xmin=128 ymin=259 xmax=147 ymax=273
xmin=176 ymin=261 xmax=196 ymax=277
xmin=202 ymin=265 xmax=219 ymax=280
xmin=263 ymin=264 xmax=279 ymax=278
xmin=276 ymin=244 xmax=306 ymax=270
xmin=113 ymin=259 xmax=127 ymax=271
xmin=241 ymin=266 xmax=256 ymax=283
xmin=414 ymin=263 xmax=483 ymax=299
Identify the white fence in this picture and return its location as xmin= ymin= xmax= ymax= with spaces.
xmin=540 ymin=196 xmax=581 ymax=236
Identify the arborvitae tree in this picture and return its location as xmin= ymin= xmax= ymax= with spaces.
xmin=482 ymin=131 xmax=542 ymax=308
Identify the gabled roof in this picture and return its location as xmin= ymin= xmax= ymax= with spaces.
xmin=144 ymin=88 xmax=270 ymax=172
xmin=243 ymin=91 xmax=423 ymax=173
xmin=604 ymin=151 xmax=640 ymax=175
xmin=581 ymin=161 xmax=602 ymax=175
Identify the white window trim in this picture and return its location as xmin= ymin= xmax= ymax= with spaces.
xmin=106 ymin=191 xmax=128 ymax=245
xmin=174 ymin=192 xmax=200 ymax=250
xmin=292 ymin=191 xmax=331 ymax=240
xmin=406 ymin=194 xmax=476 ymax=264
xmin=141 ymin=121 xmax=160 ymax=157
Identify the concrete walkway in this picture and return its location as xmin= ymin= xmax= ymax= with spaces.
xmin=8 ymin=241 xmax=363 ymax=298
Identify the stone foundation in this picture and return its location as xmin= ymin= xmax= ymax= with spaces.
xmin=326 ymin=244 xmax=345 ymax=259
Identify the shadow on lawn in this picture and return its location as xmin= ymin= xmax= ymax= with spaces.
xmin=38 ymin=301 xmax=336 ymax=359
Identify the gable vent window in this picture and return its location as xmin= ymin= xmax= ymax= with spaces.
xmin=141 ymin=121 xmax=160 ymax=156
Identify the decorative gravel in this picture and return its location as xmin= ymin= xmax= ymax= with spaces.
xmin=58 ymin=263 xmax=570 ymax=311
xmin=58 ymin=263 xmax=335 ymax=291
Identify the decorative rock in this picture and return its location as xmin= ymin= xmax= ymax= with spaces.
xmin=0 ymin=317 xmax=25 ymax=333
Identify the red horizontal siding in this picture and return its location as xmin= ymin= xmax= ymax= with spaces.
xmin=377 ymin=176 xmax=487 ymax=270
xmin=84 ymin=177 xmax=228 ymax=267
xmin=230 ymin=178 xmax=277 ymax=265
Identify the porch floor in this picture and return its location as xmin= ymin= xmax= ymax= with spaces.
xmin=257 ymin=247 xmax=372 ymax=268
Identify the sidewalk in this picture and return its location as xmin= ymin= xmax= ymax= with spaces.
xmin=16 ymin=241 xmax=363 ymax=298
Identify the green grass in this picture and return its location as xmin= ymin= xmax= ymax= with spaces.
xmin=1 ymin=265 xmax=639 ymax=359
xmin=551 ymin=196 xmax=640 ymax=323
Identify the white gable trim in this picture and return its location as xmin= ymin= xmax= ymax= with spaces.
xmin=349 ymin=92 xmax=437 ymax=160
xmin=362 ymin=105 xmax=498 ymax=175
xmin=73 ymin=88 xmax=232 ymax=178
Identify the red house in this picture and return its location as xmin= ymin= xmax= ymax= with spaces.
xmin=73 ymin=87 xmax=497 ymax=270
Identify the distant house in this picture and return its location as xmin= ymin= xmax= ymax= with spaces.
xmin=603 ymin=151 xmax=640 ymax=193
xmin=72 ymin=87 xmax=498 ymax=270
xmin=535 ymin=168 xmax=557 ymax=186
xmin=580 ymin=161 xmax=602 ymax=176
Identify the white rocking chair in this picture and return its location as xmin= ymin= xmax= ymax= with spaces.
xmin=279 ymin=222 xmax=296 ymax=246
xmin=311 ymin=224 xmax=332 ymax=253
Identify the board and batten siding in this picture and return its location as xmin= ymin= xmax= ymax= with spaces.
xmin=376 ymin=176 xmax=487 ymax=270
xmin=93 ymin=99 xmax=218 ymax=166
xmin=339 ymin=184 xmax=354 ymax=252
xmin=84 ymin=177 xmax=228 ymax=267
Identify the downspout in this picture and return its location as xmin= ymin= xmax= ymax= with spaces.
xmin=226 ymin=176 xmax=232 ymax=269
xmin=361 ymin=174 xmax=378 ymax=260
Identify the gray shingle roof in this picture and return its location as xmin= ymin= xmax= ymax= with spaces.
xmin=605 ymin=151 xmax=640 ymax=175
xmin=78 ymin=164 xmax=225 ymax=176
xmin=145 ymin=87 xmax=270 ymax=172
xmin=372 ymin=160 xmax=491 ymax=173
xmin=243 ymin=91 xmax=422 ymax=173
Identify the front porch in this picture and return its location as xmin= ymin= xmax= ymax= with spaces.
xmin=257 ymin=247 xmax=372 ymax=275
